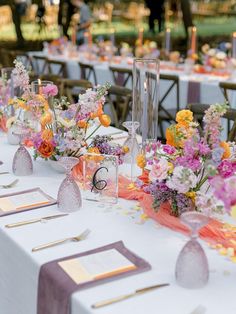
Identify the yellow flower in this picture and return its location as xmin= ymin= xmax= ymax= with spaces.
xmin=220 ymin=141 xmax=231 ymax=160
xmin=136 ymin=153 xmax=146 ymax=169
xmin=185 ymin=191 xmax=196 ymax=202
xmin=168 ymin=162 xmax=174 ymax=174
xmin=40 ymin=111 xmax=53 ymax=128
xmin=176 ymin=110 xmax=193 ymax=126
xmin=123 ymin=146 xmax=129 ymax=154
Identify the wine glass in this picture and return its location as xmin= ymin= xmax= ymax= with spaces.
xmin=175 ymin=211 xmax=209 ymax=289
xmin=57 ymin=157 xmax=82 ymax=213
xmin=12 ymin=128 xmax=33 ymax=176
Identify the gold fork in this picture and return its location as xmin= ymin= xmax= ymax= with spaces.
xmin=0 ymin=179 xmax=19 ymax=189
xmin=32 ymin=229 xmax=91 ymax=252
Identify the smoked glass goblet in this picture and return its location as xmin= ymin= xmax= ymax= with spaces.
xmin=12 ymin=128 xmax=33 ymax=176
xmin=175 ymin=211 xmax=209 ymax=289
xmin=57 ymin=157 xmax=82 ymax=213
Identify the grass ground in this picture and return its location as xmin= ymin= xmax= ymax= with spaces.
xmin=0 ymin=16 xmax=236 ymax=49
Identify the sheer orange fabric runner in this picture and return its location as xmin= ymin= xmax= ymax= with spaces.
xmin=0 ymin=116 xmax=7 ymax=133
xmin=73 ymin=164 xmax=236 ymax=255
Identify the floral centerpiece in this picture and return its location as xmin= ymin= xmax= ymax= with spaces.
xmin=136 ymin=104 xmax=236 ymax=217
xmin=135 ymin=40 xmax=159 ymax=58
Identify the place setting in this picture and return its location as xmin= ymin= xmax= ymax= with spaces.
xmin=1 ymin=1 xmax=236 ymax=314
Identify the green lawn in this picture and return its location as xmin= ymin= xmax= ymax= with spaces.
xmin=1 ymin=16 xmax=236 ymax=43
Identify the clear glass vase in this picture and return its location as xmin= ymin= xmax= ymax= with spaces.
xmin=12 ymin=128 xmax=33 ymax=176
xmin=57 ymin=157 xmax=82 ymax=213
xmin=132 ymin=58 xmax=159 ymax=147
xmin=175 ymin=211 xmax=209 ymax=289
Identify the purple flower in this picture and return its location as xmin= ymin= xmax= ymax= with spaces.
xmin=42 ymin=84 xmax=58 ymax=97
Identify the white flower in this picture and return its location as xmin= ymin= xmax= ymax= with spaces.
xmin=216 ymin=51 xmax=227 ymax=60
xmin=6 ymin=116 xmax=17 ymax=129
xmin=166 ymin=166 xmax=197 ymax=194
xmin=57 ymin=116 xmax=76 ymax=128
xmin=149 ymin=158 xmax=170 ymax=182
xmin=207 ymin=48 xmax=216 ymax=57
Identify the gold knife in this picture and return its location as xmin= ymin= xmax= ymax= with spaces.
xmin=91 ymin=283 xmax=170 ymax=309
xmin=5 ymin=214 xmax=68 ymax=228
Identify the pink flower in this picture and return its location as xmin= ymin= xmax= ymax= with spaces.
xmin=162 ymin=144 xmax=176 ymax=155
xmin=149 ymin=158 xmax=170 ymax=182
xmin=217 ymin=160 xmax=236 ymax=178
xmin=42 ymin=84 xmax=58 ymax=97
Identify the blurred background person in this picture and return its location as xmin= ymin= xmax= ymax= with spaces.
xmin=145 ymin=0 xmax=165 ymax=34
xmin=71 ymin=0 xmax=91 ymax=45
xmin=9 ymin=0 xmax=28 ymax=46
xmin=58 ymin=0 xmax=76 ymax=37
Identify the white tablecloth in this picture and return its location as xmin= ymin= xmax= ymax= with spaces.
xmin=0 ymin=128 xmax=236 ymax=314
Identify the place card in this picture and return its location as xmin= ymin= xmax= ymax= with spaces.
xmin=0 ymin=188 xmax=56 ymax=216
xmin=58 ymin=249 xmax=137 ymax=285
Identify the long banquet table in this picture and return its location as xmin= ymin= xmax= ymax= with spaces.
xmin=28 ymin=51 xmax=234 ymax=108
xmin=0 ymin=127 xmax=236 ymax=314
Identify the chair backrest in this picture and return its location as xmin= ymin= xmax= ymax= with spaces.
xmin=109 ymin=66 xmax=133 ymax=88
xmin=78 ymin=62 xmax=97 ymax=85
xmin=106 ymin=85 xmax=132 ymax=127
xmin=187 ymin=103 xmax=236 ymax=141
xmin=159 ymin=73 xmax=180 ymax=119
xmin=31 ymin=55 xmax=48 ymax=75
xmin=47 ymin=59 xmax=68 ymax=77
xmin=59 ymin=79 xmax=93 ymax=103
xmin=219 ymin=81 xmax=236 ymax=105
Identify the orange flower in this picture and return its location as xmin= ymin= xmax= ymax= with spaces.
xmin=90 ymin=104 xmax=104 ymax=119
xmin=166 ymin=127 xmax=176 ymax=147
xmin=176 ymin=110 xmax=193 ymax=127
xmin=41 ymin=129 xmax=53 ymax=141
xmin=99 ymin=114 xmax=111 ymax=127
xmin=220 ymin=141 xmax=231 ymax=159
xmin=77 ymin=120 xmax=88 ymax=128
xmin=40 ymin=111 xmax=53 ymax=128
xmin=123 ymin=146 xmax=129 ymax=154
xmin=38 ymin=141 xmax=54 ymax=158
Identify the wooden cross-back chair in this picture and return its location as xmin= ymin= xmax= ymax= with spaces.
xmin=47 ymin=59 xmax=68 ymax=77
xmin=109 ymin=66 xmax=133 ymax=87
xmin=31 ymin=55 xmax=48 ymax=75
xmin=78 ymin=62 xmax=98 ymax=85
xmin=219 ymin=81 xmax=236 ymax=133
xmin=59 ymin=79 xmax=93 ymax=103
xmin=187 ymin=103 xmax=236 ymax=142
xmin=106 ymin=85 xmax=132 ymax=127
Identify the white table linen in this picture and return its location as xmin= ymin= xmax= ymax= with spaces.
xmin=0 ymin=129 xmax=236 ymax=314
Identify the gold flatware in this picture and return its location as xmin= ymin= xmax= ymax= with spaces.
xmin=32 ymin=228 xmax=91 ymax=252
xmin=0 ymin=179 xmax=19 ymax=189
xmin=91 ymin=283 xmax=170 ymax=309
xmin=5 ymin=214 xmax=68 ymax=228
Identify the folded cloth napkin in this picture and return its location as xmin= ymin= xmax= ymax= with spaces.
xmin=187 ymin=80 xmax=201 ymax=104
xmin=37 ymin=241 xmax=151 ymax=314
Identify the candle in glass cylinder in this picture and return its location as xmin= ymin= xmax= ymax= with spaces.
xmin=164 ymin=27 xmax=171 ymax=56
xmin=232 ymin=32 xmax=236 ymax=59
xmin=110 ymin=28 xmax=115 ymax=46
xmin=88 ymin=29 xmax=93 ymax=47
xmin=138 ymin=27 xmax=144 ymax=46
xmin=84 ymin=31 xmax=89 ymax=45
xmin=38 ymin=79 xmax=42 ymax=95
xmin=190 ymin=26 xmax=197 ymax=55
xmin=71 ymin=25 xmax=77 ymax=46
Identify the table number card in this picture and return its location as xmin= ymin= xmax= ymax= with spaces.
xmin=82 ymin=153 xmax=118 ymax=204
xmin=58 ymin=249 xmax=137 ymax=285
xmin=0 ymin=188 xmax=56 ymax=216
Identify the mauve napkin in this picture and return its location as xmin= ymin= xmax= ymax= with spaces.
xmin=37 ymin=241 xmax=151 ymax=314
xmin=187 ymin=80 xmax=201 ymax=104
